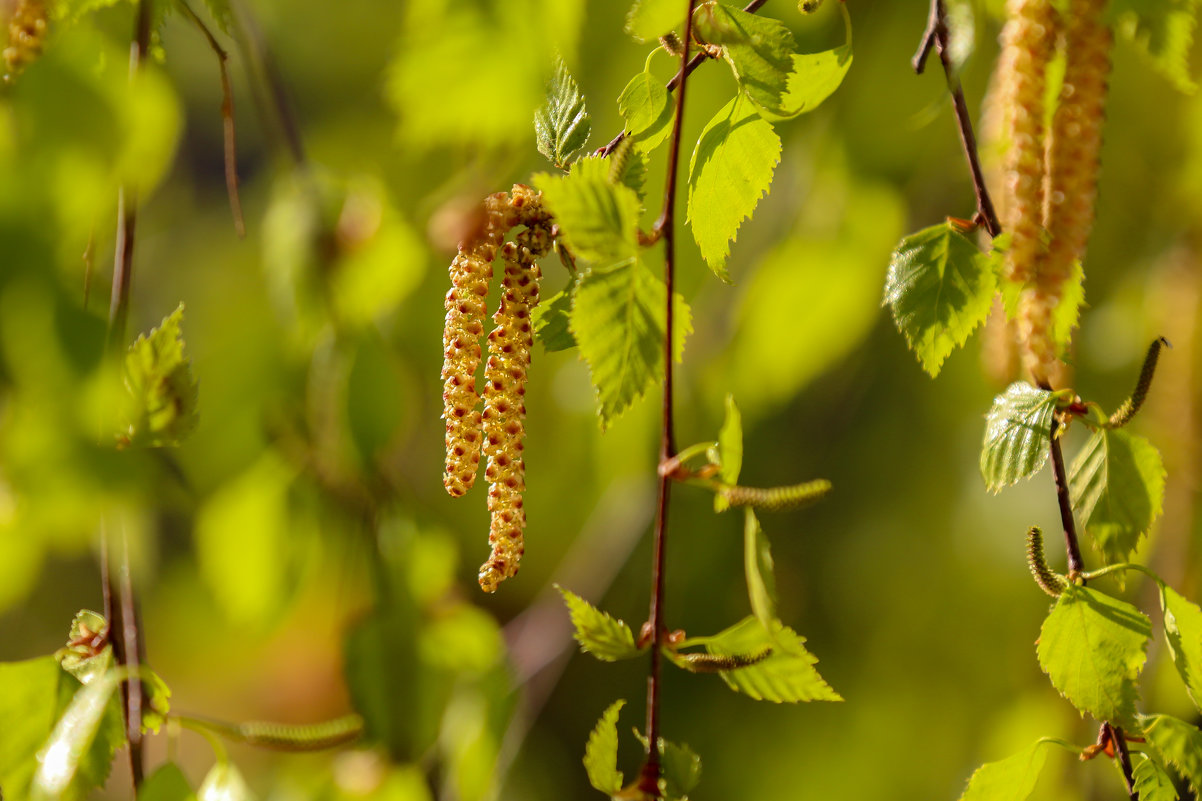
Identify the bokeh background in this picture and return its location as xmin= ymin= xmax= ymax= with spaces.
xmin=2 ymin=0 xmax=1200 ymax=799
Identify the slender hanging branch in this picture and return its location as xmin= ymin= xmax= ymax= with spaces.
xmin=1107 ymin=724 xmax=1140 ymax=800
xmin=636 ymin=0 xmax=696 ymax=793
xmin=1048 ymin=414 xmax=1086 ymax=577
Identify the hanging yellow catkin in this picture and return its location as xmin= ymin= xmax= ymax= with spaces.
xmin=478 ymin=185 xmax=552 ymax=593
xmin=3 ymin=0 xmax=48 ymax=82
xmin=442 ymin=192 xmax=520 ymax=497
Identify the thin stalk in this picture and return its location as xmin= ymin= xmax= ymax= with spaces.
xmin=1108 ymin=724 xmax=1139 ymax=800
xmin=1048 ymin=416 xmax=1085 ymax=577
xmin=637 ymin=1 xmax=695 ymax=794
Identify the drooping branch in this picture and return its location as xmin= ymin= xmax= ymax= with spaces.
xmin=1048 ymin=414 xmax=1086 ymax=579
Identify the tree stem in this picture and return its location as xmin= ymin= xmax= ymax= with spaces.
xmin=1108 ymin=724 xmax=1140 ymax=800
xmin=1048 ymin=416 xmax=1085 ymax=577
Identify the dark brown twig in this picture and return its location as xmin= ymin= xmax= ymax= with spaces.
xmin=598 ymin=0 xmax=767 ymax=158
xmin=911 ymin=0 xmax=1001 ymax=237
xmin=1107 ymin=724 xmax=1140 ymax=800
xmin=1048 ymin=414 xmax=1085 ymax=578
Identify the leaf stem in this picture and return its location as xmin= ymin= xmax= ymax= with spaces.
xmin=638 ymin=0 xmax=696 ymax=793
xmin=1048 ymin=415 xmax=1086 ymax=578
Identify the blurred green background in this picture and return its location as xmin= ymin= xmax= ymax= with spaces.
xmin=1 ymin=0 xmax=1200 ymax=799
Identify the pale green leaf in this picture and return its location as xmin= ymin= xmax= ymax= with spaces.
xmin=535 ymin=162 xmax=640 ymax=263
xmin=703 ymin=616 xmax=840 ymax=703
xmin=1132 ymin=753 xmax=1180 ymax=801
xmin=1143 ymin=714 xmax=1202 ymax=797
xmin=713 ymin=394 xmax=743 ymax=512
xmin=695 ymin=3 xmax=796 ymax=115
xmin=687 ymin=94 xmax=781 ymax=281
xmin=1051 ymin=259 xmax=1085 ymax=356
xmin=883 ymin=222 xmax=997 ymax=377
xmin=1162 ymin=585 xmax=1202 ymax=712
xmin=140 ymin=764 xmax=198 ymax=801
xmin=584 ymin=700 xmax=625 ymax=795
xmin=1036 ymin=584 xmax=1150 ymax=725
xmin=661 ymin=739 xmax=702 ymax=800
xmin=120 ymin=303 xmax=199 ymax=448
xmin=0 ymin=657 xmax=67 ymax=801
xmin=31 ymin=671 xmax=121 ymax=801
xmin=761 ymin=47 xmax=853 ymax=121
xmin=1111 ymin=0 xmax=1198 ymax=93
xmin=743 ymin=509 xmax=776 ymax=630
xmin=618 ymin=69 xmax=674 ymax=152
xmin=980 ymin=382 xmax=1058 ymax=493
xmin=198 ymin=762 xmax=255 ymax=801
xmin=957 ymin=740 xmax=1055 ymax=801
xmin=1069 ymin=429 xmax=1166 ymax=564
xmin=535 ymin=58 xmax=591 ymax=168
xmin=626 ymin=0 xmax=681 ymax=42
xmin=533 ymin=286 xmax=577 ymax=352
xmin=556 ymin=586 xmax=643 ymax=661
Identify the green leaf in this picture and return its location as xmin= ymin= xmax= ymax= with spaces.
xmin=687 ymin=94 xmax=781 ymax=281
xmin=1143 ymin=714 xmax=1202 ymax=797
xmin=695 ymin=3 xmax=796 ymax=115
xmin=119 ymin=303 xmax=199 ymax=448
xmin=570 ymin=257 xmax=693 ymax=425
xmin=702 ymin=616 xmax=840 ymax=703
xmin=618 ymin=69 xmax=674 ymax=152
xmin=762 ymin=46 xmax=853 ymax=120
xmin=30 ymin=670 xmax=121 ymax=801
xmin=556 ymin=586 xmax=643 ymax=661
xmin=140 ymin=764 xmax=198 ymax=801
xmin=661 ymin=738 xmax=702 ymax=800
xmin=883 ymin=222 xmax=997 ymax=377
xmin=1036 ymin=584 xmax=1150 ymax=725
xmin=743 ymin=509 xmax=776 ymax=630
xmin=0 ymin=657 xmax=67 ymax=800
xmin=200 ymin=0 xmax=233 ymax=33
xmin=1132 ymin=753 xmax=1180 ymax=801
xmin=535 ymin=58 xmax=591 ymax=168
xmin=1069 ymin=429 xmax=1166 ymax=565
xmin=1051 ymin=259 xmax=1085 ymax=356
xmin=55 ymin=610 xmax=111 ymax=686
xmin=625 ymin=0 xmax=681 ymax=42
xmin=713 ymin=394 xmax=743 ymax=512
xmin=583 ymin=700 xmax=625 ymax=795
xmin=1110 ymin=0 xmax=1198 ymax=93
xmin=957 ymin=740 xmax=1056 ymax=801
xmin=1162 ymin=585 xmax=1202 ymax=712
xmin=533 ymin=286 xmax=578 ymax=352
xmin=198 ymin=762 xmax=255 ymax=801
xmin=980 ymin=382 xmax=1059 ymax=493
xmin=535 ymin=160 xmax=640 ymax=263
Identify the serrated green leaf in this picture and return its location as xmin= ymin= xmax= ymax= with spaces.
xmin=883 ymin=222 xmax=997 ymax=377
xmin=626 ymin=0 xmax=681 ymax=42
xmin=535 ymin=161 xmax=640 ymax=264
xmin=141 ymin=764 xmax=199 ymax=801
xmin=1143 ymin=714 xmax=1202 ymax=797
xmin=1111 ymin=0 xmax=1198 ymax=93
xmin=1162 ymin=585 xmax=1202 ymax=712
xmin=570 ymin=257 xmax=693 ymax=425
xmin=713 ymin=394 xmax=743 ymax=512
xmin=743 ymin=509 xmax=776 ymax=630
xmin=0 ymin=657 xmax=67 ymax=800
xmin=696 ymin=3 xmax=796 ymax=115
xmin=198 ymin=762 xmax=255 ymax=801
xmin=533 ymin=286 xmax=577 ymax=352
xmin=584 ymin=700 xmax=625 ymax=795
xmin=535 ymin=58 xmax=591 ymax=168
xmin=702 ymin=616 xmax=840 ymax=703
xmin=120 ymin=303 xmax=199 ymax=448
xmin=687 ymin=94 xmax=781 ymax=281
xmin=556 ymin=586 xmax=643 ymax=661
xmin=1133 ymin=753 xmax=1180 ymax=801
xmin=618 ymin=69 xmax=674 ymax=152
xmin=1036 ymin=584 xmax=1150 ymax=726
xmin=661 ymin=739 xmax=702 ymax=800
xmin=957 ymin=739 xmax=1056 ymax=801
xmin=980 ymin=382 xmax=1058 ymax=492
xmin=31 ymin=670 xmax=121 ymax=801
xmin=761 ymin=46 xmax=853 ymax=121
xmin=1051 ymin=259 xmax=1085 ymax=355
xmin=1069 ymin=428 xmax=1166 ymax=564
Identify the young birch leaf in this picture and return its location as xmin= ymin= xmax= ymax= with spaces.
xmin=883 ymin=223 xmax=997 ymax=377
xmin=556 ymin=586 xmax=643 ymax=661
xmin=1036 ymin=584 xmax=1150 ymax=726
xmin=533 ymin=286 xmax=577 ymax=352
xmin=1143 ymin=714 xmax=1202 ymax=798
xmin=1110 ymin=0 xmax=1198 ymax=93
xmin=584 ymin=700 xmax=625 ymax=795
xmin=626 ymin=0 xmax=681 ymax=42
xmin=713 ymin=394 xmax=743 ymax=512
xmin=695 ymin=3 xmax=796 ymax=115
xmin=140 ymin=764 xmax=199 ymax=801
xmin=120 ymin=303 xmax=199 ymax=448
xmin=661 ymin=739 xmax=702 ymax=800
xmin=761 ymin=46 xmax=854 ymax=121
xmin=688 ymin=94 xmax=781 ymax=281
xmin=980 ymin=382 xmax=1058 ymax=492
xmin=0 ymin=657 xmax=67 ymax=800
xmin=743 ymin=509 xmax=777 ymax=630
xmin=31 ymin=670 xmax=121 ymax=801
xmin=957 ymin=739 xmax=1057 ymax=801
xmin=1051 ymin=260 xmax=1085 ymax=356
xmin=198 ymin=762 xmax=255 ymax=801
xmin=200 ymin=0 xmax=233 ymax=33
xmin=535 ymin=160 xmax=640 ymax=263
xmin=1162 ymin=585 xmax=1202 ymax=712
xmin=534 ymin=59 xmax=591 ymax=169
xmin=703 ymin=616 xmax=840 ymax=703
xmin=618 ymin=69 xmax=674 ymax=152
xmin=1132 ymin=754 xmax=1180 ymax=801
xmin=1069 ymin=428 xmax=1166 ymax=565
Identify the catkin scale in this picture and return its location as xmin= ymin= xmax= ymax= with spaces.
xmin=3 ymin=0 xmax=48 ymax=81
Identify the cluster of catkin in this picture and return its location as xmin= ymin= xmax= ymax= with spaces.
xmin=3 ymin=0 xmax=47 ymax=82
xmin=441 ymin=184 xmax=554 ymax=592
xmin=996 ymin=0 xmax=1111 ymax=387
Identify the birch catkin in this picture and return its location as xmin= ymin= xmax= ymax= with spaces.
xmin=3 ymin=0 xmax=48 ymax=82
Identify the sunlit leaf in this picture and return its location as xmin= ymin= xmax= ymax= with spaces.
xmin=1051 ymin=259 xmax=1085 ymax=356
xmin=702 ymin=616 xmax=840 ymax=703
xmin=0 ymin=657 xmax=67 ymax=800
xmin=535 ymin=58 xmax=591 ymax=168
xmin=743 ymin=509 xmax=776 ymax=630
xmin=532 ymin=286 xmax=578 ymax=352
xmin=687 ymin=93 xmax=780 ymax=281
xmin=1069 ymin=428 xmax=1166 ymax=564
xmin=535 ymin=160 xmax=640 ymax=263
xmin=760 ymin=46 xmax=853 ymax=121
xmin=198 ymin=762 xmax=255 ymax=801
xmin=140 ymin=763 xmax=198 ymax=801
xmin=661 ymin=738 xmax=702 ymax=800
xmin=957 ymin=739 xmax=1056 ymax=801
xmin=884 ymin=223 xmax=997 ymax=377
xmin=119 ymin=304 xmax=199 ymax=448
xmin=1133 ymin=753 xmax=1180 ymax=801
xmin=1036 ymin=584 xmax=1150 ymax=725
xmin=1162 ymin=585 xmax=1202 ymax=712
xmin=695 ymin=3 xmax=796 ymax=114
xmin=618 ymin=69 xmax=674 ymax=152
xmin=1143 ymin=714 xmax=1202 ymax=798
xmin=980 ymin=382 xmax=1058 ymax=493
xmin=713 ymin=394 xmax=743 ymax=512
xmin=583 ymin=700 xmax=625 ymax=795
xmin=1110 ymin=0 xmax=1198 ymax=93
xmin=626 ymin=0 xmax=681 ymax=42
xmin=556 ymin=586 xmax=643 ymax=661
xmin=31 ymin=670 xmax=121 ymax=801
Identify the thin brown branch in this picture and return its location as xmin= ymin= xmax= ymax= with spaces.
xmin=911 ymin=0 xmax=1002 ymax=238
xmin=177 ymin=0 xmax=245 ymax=237
xmin=230 ymin=0 xmax=305 ymax=167
xmin=1108 ymin=724 xmax=1140 ymax=800
xmin=599 ymin=0 xmax=767 ymax=158
xmin=1048 ymin=415 xmax=1085 ymax=578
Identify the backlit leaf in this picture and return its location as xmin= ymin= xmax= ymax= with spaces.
xmin=743 ymin=509 xmax=776 ymax=630
xmin=0 ymin=657 xmax=67 ymax=800
xmin=626 ymin=0 xmax=681 ymax=42
xmin=661 ymin=738 xmax=702 ymax=800
xmin=140 ymin=764 xmax=198 ymax=801
xmin=584 ymin=700 xmax=625 ymax=795
xmin=695 ymin=3 xmax=796 ymax=115
xmin=618 ymin=69 xmax=674 ymax=152
xmin=198 ymin=762 xmax=255 ymax=801
xmin=1143 ymin=714 xmax=1202 ymax=798
xmin=1069 ymin=428 xmax=1166 ymax=564
xmin=30 ymin=671 xmax=121 ymax=801
xmin=119 ymin=304 xmax=198 ymax=448
xmin=762 ymin=46 xmax=853 ymax=120
xmin=535 ymin=160 xmax=640 ymax=263
xmin=1051 ymin=259 xmax=1085 ymax=356
xmin=533 ymin=286 xmax=577 ymax=352
xmin=1036 ymin=584 xmax=1150 ymax=725
xmin=713 ymin=394 xmax=743 ymax=512
xmin=957 ymin=739 xmax=1056 ymax=801
xmin=1162 ymin=585 xmax=1202 ymax=712
xmin=1133 ymin=753 xmax=1180 ymax=801
xmin=980 ymin=382 xmax=1058 ymax=493
xmin=556 ymin=586 xmax=643 ymax=662
xmin=702 ymin=616 xmax=840 ymax=703
xmin=535 ymin=58 xmax=591 ymax=168
xmin=883 ymin=222 xmax=997 ymax=377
